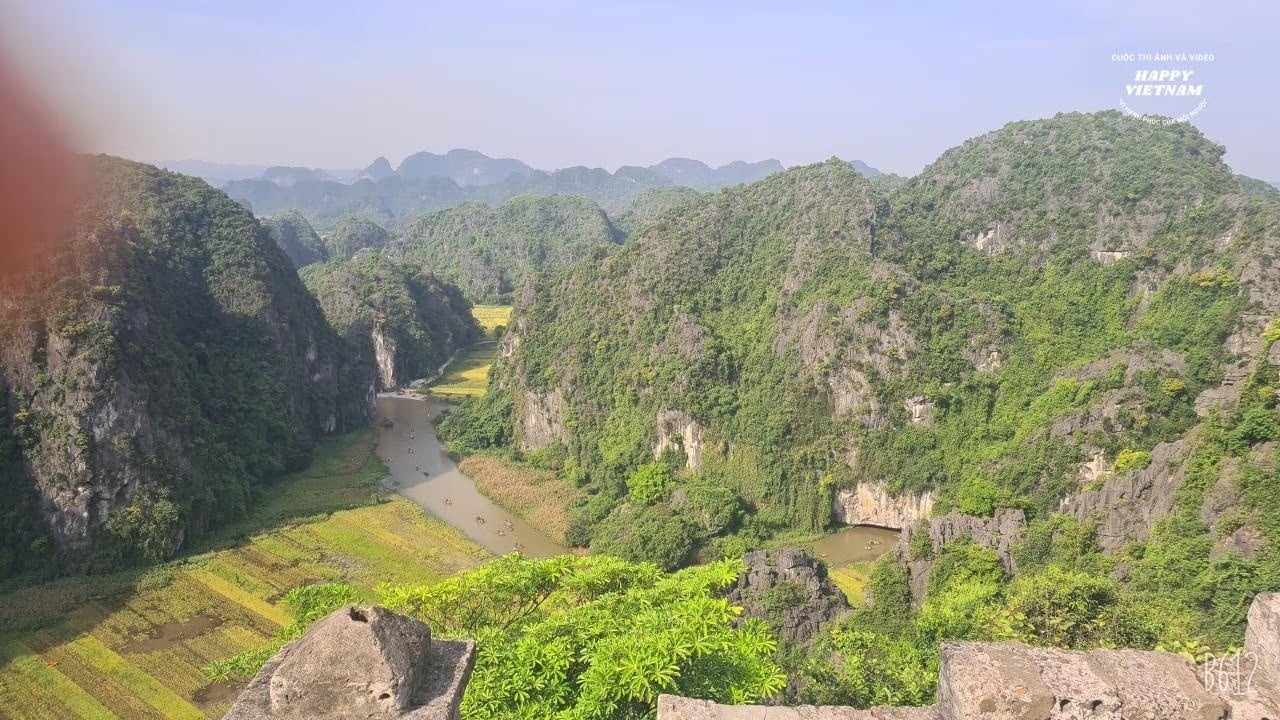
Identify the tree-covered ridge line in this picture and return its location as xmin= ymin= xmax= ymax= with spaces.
xmin=439 ymin=111 xmax=1280 ymax=653
xmin=265 ymin=188 xmax=706 ymax=306
xmin=301 ymin=250 xmax=482 ymax=392
xmin=387 ymin=194 xmax=623 ymax=304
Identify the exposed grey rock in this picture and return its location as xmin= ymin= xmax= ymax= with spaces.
xmin=832 ymin=482 xmax=937 ymax=530
xmin=656 ymin=695 xmax=938 ymax=719
xmin=1060 ymin=439 xmax=1189 ymax=552
xmin=654 ymin=409 xmax=706 ymax=470
xmin=516 ymin=388 xmax=568 ymax=452
xmin=226 ymin=605 xmax=474 ymax=720
xmin=937 ymin=641 xmax=1227 ymax=720
xmin=1246 ymin=593 xmax=1280 ymax=688
xmin=729 ymin=549 xmax=849 ymax=647
xmin=897 ymin=510 xmax=1026 ymax=602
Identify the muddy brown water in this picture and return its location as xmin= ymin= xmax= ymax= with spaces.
xmin=811 ymin=525 xmax=901 ymax=565
xmin=375 ymin=394 xmax=566 ymax=558
xmin=193 ymin=679 xmax=245 ymax=707
xmin=121 ymin=614 xmax=222 ymax=654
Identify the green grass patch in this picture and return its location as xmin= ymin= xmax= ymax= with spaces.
xmin=828 ymin=561 xmax=874 ymax=607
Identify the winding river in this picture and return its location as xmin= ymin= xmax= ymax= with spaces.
xmin=374 ymin=394 xmax=566 ymax=557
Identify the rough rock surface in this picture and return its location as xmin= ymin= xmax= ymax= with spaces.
xmin=1232 ymin=593 xmax=1280 ymax=719
xmin=654 ymin=409 xmax=707 ymax=470
xmin=729 ymin=549 xmax=849 ymax=646
xmin=897 ymin=510 xmax=1027 ymax=602
xmin=516 ymin=388 xmax=569 ymax=451
xmin=937 ymin=642 xmax=1227 ymax=720
xmin=833 ymin=482 xmax=937 ymax=530
xmin=226 ymin=605 xmax=474 ymax=719
xmin=657 ymin=696 xmax=938 ymax=719
xmin=1060 ymin=439 xmax=1189 ymax=552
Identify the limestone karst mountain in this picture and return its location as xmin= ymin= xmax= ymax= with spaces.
xmin=445 ymin=111 xmax=1280 ymax=655
xmin=0 ymin=157 xmax=465 ymax=575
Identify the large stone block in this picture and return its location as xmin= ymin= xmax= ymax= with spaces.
xmin=225 ymin=605 xmax=475 ymax=719
xmin=937 ymin=642 xmax=1226 ymax=720
xmin=1246 ymin=593 xmax=1280 ymax=684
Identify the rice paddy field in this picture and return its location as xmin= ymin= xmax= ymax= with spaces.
xmin=428 ymin=305 xmax=511 ymax=398
xmin=0 ymin=428 xmax=490 ymax=719
xmin=827 ymin=561 xmax=874 ymax=607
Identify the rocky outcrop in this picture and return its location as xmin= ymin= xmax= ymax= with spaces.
xmin=232 ymin=596 xmax=1280 ymax=720
xmin=728 ymin=549 xmax=849 ymax=647
xmin=373 ymin=326 xmax=399 ymax=390
xmin=903 ymin=397 xmax=935 ymax=428
xmin=517 ymin=389 xmax=569 ymax=451
xmin=898 ymin=510 xmax=1027 ymax=601
xmin=1060 ymin=439 xmax=1189 ymax=552
xmin=0 ymin=157 xmax=372 ymax=573
xmin=227 ymin=605 xmax=475 ymax=720
xmin=833 ymin=482 xmax=936 ymax=530
xmin=654 ymin=410 xmax=706 ymax=470
xmin=937 ymin=642 xmax=1227 ymax=720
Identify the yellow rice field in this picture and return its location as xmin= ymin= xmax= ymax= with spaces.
xmin=0 ymin=428 xmax=489 ymax=719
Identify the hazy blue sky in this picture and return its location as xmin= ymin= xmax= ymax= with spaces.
xmin=2 ymin=0 xmax=1276 ymax=178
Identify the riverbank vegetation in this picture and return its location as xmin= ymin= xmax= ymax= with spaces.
xmin=458 ymin=456 xmax=581 ymax=543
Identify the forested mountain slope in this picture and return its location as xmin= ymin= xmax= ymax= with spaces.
xmin=262 ymin=211 xmax=328 ymax=267
xmin=323 ymin=215 xmax=392 ymax=260
xmin=447 ymin=112 xmax=1280 ymax=616
xmin=302 ymin=252 xmax=481 ymax=391
xmin=0 ymin=157 xmax=373 ymax=576
xmin=610 ymin=186 xmax=703 ymax=236
xmin=390 ymin=194 xmax=622 ymax=304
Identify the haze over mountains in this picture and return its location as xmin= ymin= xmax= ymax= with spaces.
xmin=162 ymin=149 xmax=848 ymax=230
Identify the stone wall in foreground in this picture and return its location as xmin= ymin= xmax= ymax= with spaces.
xmin=658 ymin=592 xmax=1280 ymax=720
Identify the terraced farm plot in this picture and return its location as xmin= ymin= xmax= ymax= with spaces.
xmin=0 ymin=428 xmax=489 ymax=719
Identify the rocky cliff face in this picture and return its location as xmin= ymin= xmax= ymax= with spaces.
xmin=1059 ymin=439 xmax=1189 ymax=552
xmin=833 ymin=482 xmax=937 ymax=530
xmin=897 ymin=510 xmax=1028 ymax=601
xmin=654 ymin=410 xmax=706 ymax=470
xmin=728 ymin=549 xmax=849 ymax=647
xmin=0 ymin=156 xmax=371 ymax=574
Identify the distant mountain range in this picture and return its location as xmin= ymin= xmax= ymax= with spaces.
xmin=164 ymin=150 xmax=796 ymax=191
xmin=200 ymin=149 xmax=815 ymax=229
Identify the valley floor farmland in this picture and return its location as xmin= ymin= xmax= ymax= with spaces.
xmin=429 ymin=305 xmax=511 ymax=397
xmin=0 ymin=429 xmax=489 ymax=719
